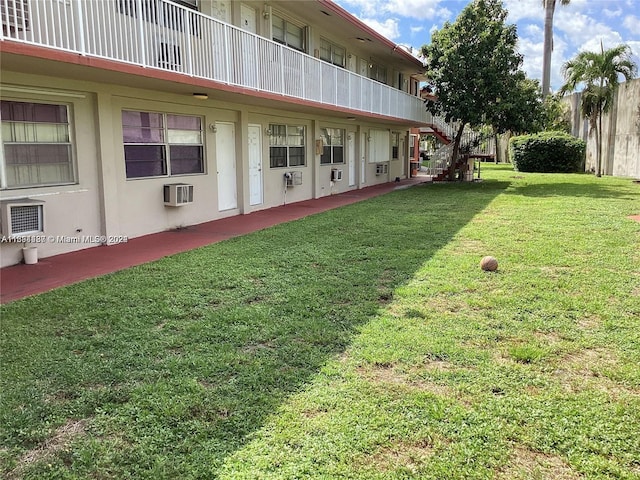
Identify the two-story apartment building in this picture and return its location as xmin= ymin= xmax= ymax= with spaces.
xmin=0 ymin=0 xmax=430 ymax=266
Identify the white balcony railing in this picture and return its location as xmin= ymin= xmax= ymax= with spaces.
xmin=0 ymin=0 xmax=427 ymax=123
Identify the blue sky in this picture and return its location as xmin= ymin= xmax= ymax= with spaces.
xmin=333 ymin=0 xmax=640 ymax=92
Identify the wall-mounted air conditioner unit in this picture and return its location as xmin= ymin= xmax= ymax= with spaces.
xmin=0 ymin=199 xmax=44 ymax=237
xmin=375 ymin=163 xmax=388 ymax=176
xmin=331 ymin=169 xmax=343 ymax=182
xmin=285 ymin=171 xmax=303 ymax=187
xmin=164 ymin=183 xmax=194 ymax=206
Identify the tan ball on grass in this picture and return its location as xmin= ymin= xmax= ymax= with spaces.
xmin=480 ymin=256 xmax=498 ymax=272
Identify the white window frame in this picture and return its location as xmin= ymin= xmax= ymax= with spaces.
xmin=319 ymin=38 xmax=346 ymax=68
xmin=272 ymin=13 xmax=306 ymax=53
xmin=0 ymin=99 xmax=77 ymax=190
xmin=269 ymin=124 xmax=306 ymax=168
xmin=122 ymin=109 xmax=205 ymax=180
xmin=369 ymin=129 xmax=390 ymax=163
xmin=391 ymin=132 xmax=400 ymax=161
xmin=320 ymin=127 xmax=345 ymax=165
xmin=369 ymin=61 xmax=388 ymax=84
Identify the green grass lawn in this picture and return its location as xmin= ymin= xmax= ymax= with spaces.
xmin=2 ymin=165 xmax=639 ymax=479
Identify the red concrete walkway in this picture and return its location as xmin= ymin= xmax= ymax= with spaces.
xmin=1 ymin=176 xmax=430 ymax=303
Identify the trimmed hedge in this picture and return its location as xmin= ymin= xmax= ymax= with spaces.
xmin=510 ymin=132 xmax=586 ymax=173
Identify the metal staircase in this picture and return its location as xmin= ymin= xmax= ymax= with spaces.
xmin=423 ymin=125 xmax=495 ymax=181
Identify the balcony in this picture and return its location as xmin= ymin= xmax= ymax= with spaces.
xmin=1 ymin=0 xmax=427 ymax=123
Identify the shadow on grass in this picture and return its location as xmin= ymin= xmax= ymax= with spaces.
xmin=506 ymin=180 xmax=639 ymax=199
xmin=0 ymin=180 xmax=510 ymax=478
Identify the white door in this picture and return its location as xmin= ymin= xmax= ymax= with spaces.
xmin=347 ymin=133 xmax=355 ymax=187
xmin=360 ymin=132 xmax=367 ymax=185
xmin=211 ymin=0 xmax=230 ymax=22
xmin=216 ymin=122 xmax=237 ymax=211
xmin=359 ymin=59 xmax=368 ymax=77
xmin=248 ymin=124 xmax=263 ymax=206
xmin=400 ymin=136 xmax=406 ymax=176
xmin=240 ymin=4 xmax=257 ymax=33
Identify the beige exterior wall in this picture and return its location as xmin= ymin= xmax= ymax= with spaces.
xmin=0 ymin=74 xmax=103 ymax=266
xmin=0 ymin=0 xmax=423 ymax=266
xmin=567 ymin=78 xmax=640 ymax=178
xmin=1 ymin=71 xmax=410 ymax=267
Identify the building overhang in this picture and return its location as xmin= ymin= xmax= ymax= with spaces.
xmin=1 ymin=41 xmax=430 ymax=128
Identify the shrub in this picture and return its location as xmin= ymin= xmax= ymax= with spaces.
xmin=510 ymin=132 xmax=586 ymax=173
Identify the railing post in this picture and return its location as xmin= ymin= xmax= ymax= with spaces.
xmin=0 ymin=0 xmax=429 ymax=125
xmin=185 ymin=9 xmax=193 ymax=75
xmin=280 ymin=45 xmax=285 ymax=95
xmin=224 ymin=24 xmax=231 ymax=84
xmin=255 ymin=34 xmax=260 ymax=91
xmin=74 ymin=0 xmax=86 ymax=55
xmin=301 ymin=56 xmax=305 ymax=99
xmin=334 ymin=65 xmax=338 ymax=107
xmin=135 ymin=0 xmax=146 ymax=66
xmin=319 ymin=61 xmax=323 ymax=104
xmin=0 ymin=0 xmax=5 ymax=40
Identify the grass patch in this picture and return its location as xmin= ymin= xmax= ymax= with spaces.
xmin=2 ymin=165 xmax=639 ymax=478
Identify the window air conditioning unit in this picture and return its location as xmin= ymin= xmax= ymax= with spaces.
xmin=331 ymin=169 xmax=343 ymax=181
xmin=164 ymin=183 xmax=194 ymax=206
xmin=285 ymin=171 xmax=302 ymax=187
xmin=375 ymin=163 xmax=388 ymax=176
xmin=0 ymin=199 xmax=44 ymax=237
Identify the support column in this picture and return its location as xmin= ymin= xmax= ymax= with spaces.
xmin=237 ymin=108 xmax=249 ymax=213
xmin=94 ymin=91 xmax=121 ymax=242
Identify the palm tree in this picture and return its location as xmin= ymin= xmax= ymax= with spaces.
xmin=542 ymin=0 xmax=570 ymax=97
xmin=560 ymin=43 xmax=637 ymax=177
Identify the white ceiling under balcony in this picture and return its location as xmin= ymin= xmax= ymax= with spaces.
xmin=272 ymin=1 xmax=425 ymax=78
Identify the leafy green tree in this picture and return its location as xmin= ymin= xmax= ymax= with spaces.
xmin=541 ymin=93 xmax=571 ymax=133
xmin=493 ymin=75 xmax=544 ymax=135
xmin=542 ymin=0 xmax=571 ymax=97
xmin=421 ymin=0 xmax=536 ymax=179
xmin=560 ymin=44 xmax=637 ymax=176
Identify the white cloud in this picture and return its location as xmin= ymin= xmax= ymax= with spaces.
xmin=516 ymin=37 xmax=544 ymax=82
xmin=603 ymin=8 xmax=623 ymax=18
xmin=518 ymin=20 xmax=570 ymax=92
xmin=555 ymin=11 xmax=618 ymax=48
xmin=627 ymin=40 xmax=640 ymax=56
xmin=359 ymin=17 xmax=401 ymax=41
xmin=504 ymin=0 xmax=585 ymax=24
xmin=337 ymin=0 xmax=380 ymax=18
xmin=339 ymin=0 xmax=451 ymax=21
xmin=626 ymin=41 xmax=640 ymax=74
xmin=623 ymin=14 xmax=640 ymax=32
xmin=503 ymin=0 xmax=544 ymax=23
xmin=336 ymin=0 xmax=639 ymax=91
xmin=385 ymin=0 xmax=444 ymax=20
xmin=435 ymin=7 xmax=452 ymax=21
xmin=524 ymin=24 xmax=543 ymax=37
